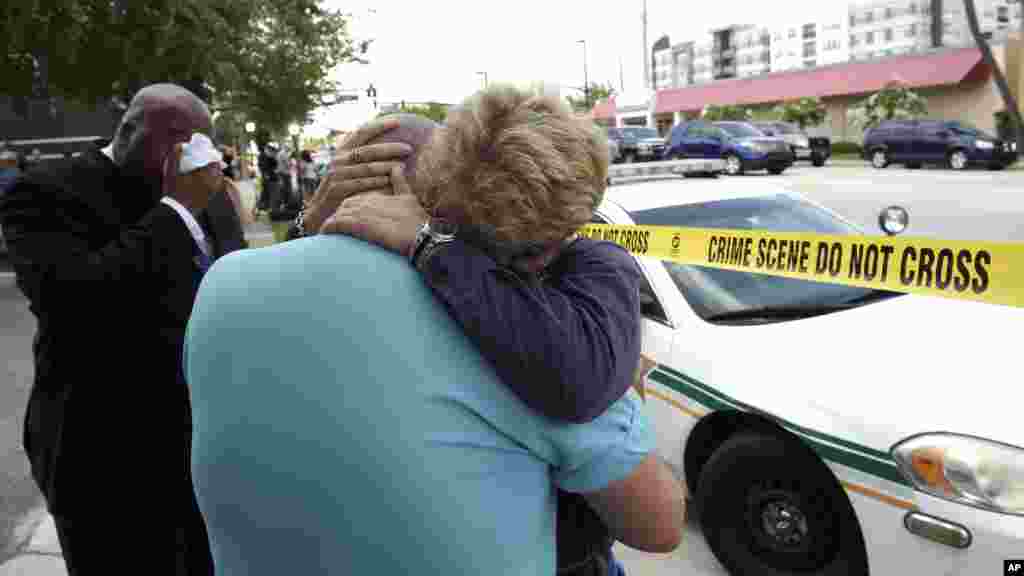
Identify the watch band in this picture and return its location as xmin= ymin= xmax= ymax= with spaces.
xmin=414 ymin=236 xmax=455 ymax=272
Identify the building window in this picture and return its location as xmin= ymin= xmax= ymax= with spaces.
xmin=909 ymin=1 xmax=917 ymax=14
xmin=998 ymin=6 xmax=1009 ymax=22
xmin=850 ymin=14 xmax=856 ymax=27
xmin=803 ymin=23 xmax=816 ymax=39
xmin=866 ymin=31 xmax=875 ymax=44
xmin=907 ymin=24 xmax=917 ymax=37
xmin=865 ymin=10 xmax=873 ymax=23
xmin=850 ymin=34 xmax=858 ymax=46
xmin=803 ymin=41 xmax=816 ymax=58
xmin=885 ymin=28 xmax=893 ymax=41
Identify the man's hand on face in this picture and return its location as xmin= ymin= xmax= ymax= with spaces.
xmin=320 ymin=165 xmax=427 ymax=258
xmin=164 ymin=143 xmax=224 ymax=214
xmin=302 ymin=117 xmax=412 ymax=234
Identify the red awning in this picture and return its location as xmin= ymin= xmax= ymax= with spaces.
xmin=654 ymin=47 xmax=984 ymax=115
xmin=591 ymin=98 xmax=617 ymax=120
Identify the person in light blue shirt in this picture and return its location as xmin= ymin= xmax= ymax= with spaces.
xmin=185 ymin=91 xmax=683 ymax=576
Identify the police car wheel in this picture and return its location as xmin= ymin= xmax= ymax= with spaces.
xmin=696 ymin=433 xmax=868 ymax=576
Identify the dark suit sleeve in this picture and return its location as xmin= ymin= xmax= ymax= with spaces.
xmin=0 ymin=174 xmax=197 ymax=320
xmin=419 ymin=239 xmax=642 ymax=424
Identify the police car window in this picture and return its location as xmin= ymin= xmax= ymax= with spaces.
xmin=629 ymin=195 xmax=903 ymax=323
xmin=590 ymin=214 xmax=670 ymax=324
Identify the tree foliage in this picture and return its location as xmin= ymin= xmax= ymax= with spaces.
xmin=774 ymin=97 xmax=827 ymax=130
xmin=566 ymin=82 xmax=616 ymax=113
xmin=848 ymin=82 xmax=927 ymax=130
xmin=701 ymin=104 xmax=752 ymax=122
xmin=377 ymin=102 xmax=450 ymax=124
xmin=0 ymin=0 xmax=364 ymax=134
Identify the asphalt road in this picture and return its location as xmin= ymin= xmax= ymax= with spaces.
xmin=0 ymin=163 xmax=1021 ymax=572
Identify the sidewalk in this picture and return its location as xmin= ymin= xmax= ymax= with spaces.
xmin=0 ymin=514 xmax=65 ymax=576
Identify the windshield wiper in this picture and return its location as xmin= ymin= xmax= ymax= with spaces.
xmin=705 ymin=291 xmax=905 ymax=323
xmin=704 ymin=306 xmax=835 ymax=322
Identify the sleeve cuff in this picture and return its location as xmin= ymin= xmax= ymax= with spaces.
xmin=552 ymin=390 xmax=654 ymax=494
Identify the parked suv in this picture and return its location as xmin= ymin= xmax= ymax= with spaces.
xmin=862 ymin=119 xmax=1019 ymax=170
xmin=753 ymin=121 xmax=831 ymax=167
xmin=606 ymin=126 xmax=667 ymax=163
xmin=665 ymin=121 xmax=793 ymax=176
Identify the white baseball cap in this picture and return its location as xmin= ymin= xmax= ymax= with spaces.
xmin=179 ymin=133 xmax=226 ymax=174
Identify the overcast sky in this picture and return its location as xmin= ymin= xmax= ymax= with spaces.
xmin=309 ymin=0 xmax=849 ymax=134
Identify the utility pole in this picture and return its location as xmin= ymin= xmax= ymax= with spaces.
xmin=642 ymin=0 xmax=650 ymax=90
xmin=578 ymin=40 xmax=589 ymax=108
xmin=619 ymin=56 xmax=625 ymax=92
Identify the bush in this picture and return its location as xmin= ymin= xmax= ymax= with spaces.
xmin=995 ymin=110 xmax=1013 ymax=140
xmin=831 ymin=141 xmax=862 ymax=155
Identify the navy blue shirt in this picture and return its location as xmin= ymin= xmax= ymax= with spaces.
xmin=419 ymin=236 xmax=643 ymax=424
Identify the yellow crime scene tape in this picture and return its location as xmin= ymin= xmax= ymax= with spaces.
xmin=578 ymin=224 xmax=1024 ymax=309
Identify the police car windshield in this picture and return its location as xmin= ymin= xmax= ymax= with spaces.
xmin=631 ymin=194 xmax=902 ymax=323
xmin=716 ymin=123 xmax=764 ymax=138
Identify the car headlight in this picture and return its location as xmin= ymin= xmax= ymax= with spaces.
xmin=892 ymin=433 xmax=1024 ymax=515
xmin=975 ymin=140 xmax=995 ymax=150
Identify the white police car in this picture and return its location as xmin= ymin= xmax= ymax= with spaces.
xmin=597 ymin=176 xmax=1024 ymax=575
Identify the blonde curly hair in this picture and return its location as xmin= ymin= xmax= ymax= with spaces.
xmin=413 ymin=83 xmax=609 ymax=249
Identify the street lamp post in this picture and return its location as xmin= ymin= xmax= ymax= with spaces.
xmin=577 ymin=40 xmax=590 ymax=109
xmin=477 ymin=71 xmax=488 ymax=88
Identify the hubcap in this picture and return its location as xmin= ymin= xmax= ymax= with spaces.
xmin=761 ymin=500 xmax=809 ymax=547
xmin=873 ymin=151 xmax=886 ymax=168
xmin=951 ymin=152 xmax=966 ymax=169
xmin=727 ymin=156 xmax=741 ymax=174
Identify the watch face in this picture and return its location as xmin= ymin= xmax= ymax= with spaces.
xmin=430 ymin=218 xmax=458 ymax=237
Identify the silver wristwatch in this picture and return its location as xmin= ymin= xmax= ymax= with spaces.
xmin=410 ymin=218 xmax=457 ymax=271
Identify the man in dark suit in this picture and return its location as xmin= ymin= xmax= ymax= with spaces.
xmin=0 ymin=83 xmax=220 ymax=575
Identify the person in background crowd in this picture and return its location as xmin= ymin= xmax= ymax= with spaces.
xmin=220 ymin=146 xmax=237 ymax=181
xmin=300 ymin=88 xmax=668 ymax=575
xmin=275 ymin=145 xmax=293 ymax=211
xmin=0 ymin=149 xmax=19 ymax=197
xmin=185 ymin=91 xmax=683 ymax=576
xmin=256 ymin=144 xmax=279 ymax=215
xmin=0 ymin=84 xmax=219 ymax=575
xmin=300 ymin=150 xmax=317 ymax=203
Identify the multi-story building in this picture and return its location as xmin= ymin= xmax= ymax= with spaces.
xmin=732 ymin=25 xmax=772 ymax=78
xmin=848 ymin=0 xmax=1023 ymax=62
xmin=771 ymin=15 xmax=852 ymax=73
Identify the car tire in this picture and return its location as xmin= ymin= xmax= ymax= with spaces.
xmin=870 ymin=149 xmax=889 ymax=169
xmin=623 ymin=152 xmax=637 ymax=164
xmin=725 ymin=154 xmax=744 ymax=176
xmin=988 ymin=163 xmax=1006 ymax=171
xmin=697 ymin=433 xmax=868 ymax=576
xmin=947 ymin=149 xmax=969 ymax=171
xmin=768 ymin=166 xmax=787 ymax=175
xmin=811 ymin=156 xmax=826 ymax=167
xmin=906 ymin=163 xmax=922 ymax=169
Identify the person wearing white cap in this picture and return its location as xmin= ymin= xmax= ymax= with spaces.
xmin=0 ymin=83 xmax=220 ymax=575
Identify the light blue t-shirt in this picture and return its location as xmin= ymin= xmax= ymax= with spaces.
xmin=185 ymin=235 xmax=652 ymax=575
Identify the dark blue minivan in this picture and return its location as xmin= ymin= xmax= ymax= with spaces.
xmin=862 ymin=119 xmax=1019 ymax=170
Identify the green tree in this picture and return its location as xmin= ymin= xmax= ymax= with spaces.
xmin=774 ymin=97 xmax=828 ymax=130
xmin=378 ymin=102 xmax=449 ymax=123
xmin=848 ymin=82 xmax=928 ymax=130
xmin=701 ymin=104 xmax=753 ymax=122
xmin=566 ymin=82 xmax=616 ymax=113
xmin=0 ymin=0 xmax=364 ymax=135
